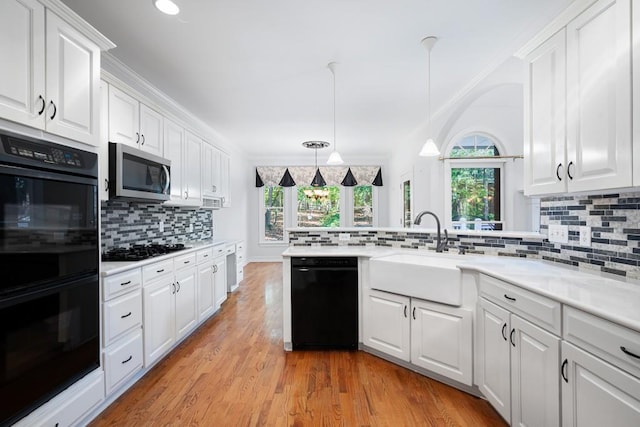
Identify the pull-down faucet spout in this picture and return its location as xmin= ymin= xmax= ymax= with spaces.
xmin=414 ymin=210 xmax=448 ymax=252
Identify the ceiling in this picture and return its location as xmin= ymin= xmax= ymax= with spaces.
xmin=61 ymin=0 xmax=571 ymax=160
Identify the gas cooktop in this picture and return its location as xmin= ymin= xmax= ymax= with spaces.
xmin=102 ymin=243 xmax=189 ymax=262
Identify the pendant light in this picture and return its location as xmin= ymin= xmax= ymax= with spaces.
xmin=326 ymin=62 xmax=344 ymax=165
xmin=153 ymin=0 xmax=180 ymax=15
xmin=303 ymin=141 xmax=329 ymax=186
xmin=419 ymin=36 xmax=440 ymax=157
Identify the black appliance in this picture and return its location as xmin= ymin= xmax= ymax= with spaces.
xmin=102 ymin=243 xmax=188 ymax=262
xmin=291 ymin=257 xmax=358 ymax=350
xmin=108 ymin=142 xmax=171 ymax=202
xmin=0 ymin=131 xmax=99 ymax=426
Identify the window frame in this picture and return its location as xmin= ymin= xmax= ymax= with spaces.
xmin=443 ymin=133 xmax=506 ymax=230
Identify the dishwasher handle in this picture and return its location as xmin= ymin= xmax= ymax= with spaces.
xmin=295 ymin=267 xmax=310 ymax=272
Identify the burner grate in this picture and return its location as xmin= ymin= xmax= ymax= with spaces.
xmin=102 ymin=243 xmax=188 ymax=262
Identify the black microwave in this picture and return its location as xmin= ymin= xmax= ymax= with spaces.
xmin=109 ymin=142 xmax=171 ymax=202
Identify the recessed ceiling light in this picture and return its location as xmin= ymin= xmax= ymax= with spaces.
xmin=154 ymin=0 xmax=180 ymax=15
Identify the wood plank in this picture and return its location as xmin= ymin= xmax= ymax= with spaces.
xmin=90 ymin=262 xmax=506 ymax=426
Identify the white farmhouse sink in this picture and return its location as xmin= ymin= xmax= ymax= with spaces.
xmin=369 ymin=253 xmax=467 ymax=306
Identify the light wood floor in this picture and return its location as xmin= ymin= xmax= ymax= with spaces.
xmin=90 ymin=262 xmax=507 ymax=427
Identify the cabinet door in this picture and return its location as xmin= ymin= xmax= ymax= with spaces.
xmin=184 ymin=130 xmax=202 ymax=205
xmin=566 ymin=0 xmax=632 ymax=192
xmin=139 ymin=103 xmax=163 ymax=155
xmin=109 ymin=85 xmax=140 ymax=147
xmin=143 ymin=277 xmax=175 ymax=367
xmin=197 ymin=261 xmax=215 ymax=321
xmin=221 ymin=152 xmax=231 ymax=207
xmin=363 ymin=289 xmax=411 ymax=362
xmin=411 ymin=299 xmax=473 ymax=385
xmin=164 ymin=118 xmax=184 ymax=203
xmin=477 ymin=298 xmax=511 ymax=422
xmin=214 ymin=258 xmax=227 ymax=309
xmin=175 ymin=267 xmax=197 ymax=340
xmin=45 ymin=10 xmax=100 ymax=146
xmin=0 ymin=0 xmax=45 ymax=129
xmin=523 ymin=29 xmax=566 ymax=196
xmin=562 ymin=341 xmax=640 ymax=427
xmin=211 ymin=146 xmax=221 ymax=196
xmin=633 ymin=0 xmax=640 ymax=186
xmin=99 ymin=79 xmax=110 ymax=201
xmin=201 ymin=143 xmax=214 ymax=197
xmin=511 ymin=315 xmax=560 ymax=427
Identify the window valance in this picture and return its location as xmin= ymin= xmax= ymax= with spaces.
xmin=255 ymin=166 xmax=383 ymax=187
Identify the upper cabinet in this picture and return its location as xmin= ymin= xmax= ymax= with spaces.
xmin=202 ymin=143 xmax=231 ymax=207
xmin=524 ymin=0 xmax=632 ymax=195
xmin=164 ymin=121 xmax=202 ymax=207
xmin=0 ymin=0 xmax=113 ymax=146
xmin=108 ymin=85 xmax=163 ymax=156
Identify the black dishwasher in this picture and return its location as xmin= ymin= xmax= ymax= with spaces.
xmin=291 ymin=257 xmax=358 ymax=350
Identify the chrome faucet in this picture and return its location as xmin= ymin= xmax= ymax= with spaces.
xmin=414 ymin=210 xmax=448 ymax=252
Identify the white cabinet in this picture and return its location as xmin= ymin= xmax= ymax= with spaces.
xmin=363 ymin=289 xmax=411 ymax=361
xmin=524 ymin=29 xmax=566 ymax=196
xmin=524 ymin=0 xmax=632 ymax=195
xmin=220 ymin=151 xmax=231 ymax=207
xmin=202 ymin=143 xmax=231 ymax=206
xmin=213 ymin=253 xmax=227 ymax=309
xmin=0 ymin=1 xmax=104 ymax=146
xmin=184 ymin=130 xmax=202 ymax=204
xmin=632 ymin=1 xmax=640 ymax=186
xmin=476 ymin=279 xmax=561 ymax=426
xmin=142 ymin=256 xmax=198 ymax=367
xmin=108 ymin=85 xmax=163 ymax=156
xmin=0 ymin=0 xmax=45 ymax=129
xmin=143 ymin=272 xmax=175 ymax=366
xmin=565 ymin=0 xmax=632 ymax=192
xmin=174 ymin=265 xmax=198 ymax=340
xmin=197 ymin=248 xmax=216 ymax=321
xmin=165 ymin=125 xmax=201 ymax=207
xmin=99 ymin=79 xmax=110 ymax=200
xmin=561 ymin=341 xmax=640 ymax=426
xmin=101 ymin=268 xmax=143 ymax=396
xmin=411 ymin=298 xmax=473 ymax=385
xmin=363 ymin=289 xmax=472 ymax=385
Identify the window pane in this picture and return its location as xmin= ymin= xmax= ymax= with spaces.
xmin=353 ymin=186 xmax=373 ymax=227
xmin=297 ymin=186 xmax=340 ymax=227
xmin=403 ymin=180 xmax=412 ymax=228
xmin=450 ymin=135 xmax=499 ymax=158
xmin=450 ymin=167 xmax=501 ymax=226
xmin=263 ymin=186 xmax=284 ymax=241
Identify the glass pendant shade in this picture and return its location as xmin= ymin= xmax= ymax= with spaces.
xmin=327 ymin=151 xmax=344 ymax=165
xmin=154 ymin=0 xmax=180 ymax=15
xmin=419 ymin=138 xmax=440 ymax=157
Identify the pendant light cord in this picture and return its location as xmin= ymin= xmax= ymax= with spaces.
xmin=427 ymin=47 xmax=431 ymax=136
xmin=333 ymin=65 xmax=336 ymax=151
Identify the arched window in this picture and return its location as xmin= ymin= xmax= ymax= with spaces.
xmin=444 ymin=133 xmax=504 ymax=230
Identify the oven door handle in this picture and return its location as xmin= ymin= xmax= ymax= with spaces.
xmin=0 ymin=164 xmax=97 ymax=186
xmin=162 ymin=165 xmax=171 ymax=195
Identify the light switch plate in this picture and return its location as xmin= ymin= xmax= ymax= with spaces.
xmin=159 ymin=221 xmax=164 ymax=233
xmin=579 ymin=226 xmax=591 ymax=246
xmin=548 ymin=224 xmax=569 ymax=244
xmin=339 ymin=233 xmax=351 ymax=241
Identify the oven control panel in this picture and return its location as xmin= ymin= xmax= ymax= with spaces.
xmin=3 ymin=138 xmax=83 ymax=167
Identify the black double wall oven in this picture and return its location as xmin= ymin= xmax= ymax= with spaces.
xmin=0 ymin=131 xmax=100 ymax=426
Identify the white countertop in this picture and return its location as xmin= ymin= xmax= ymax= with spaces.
xmin=101 ymin=239 xmax=230 ymax=276
xmin=282 ymin=245 xmax=640 ymax=333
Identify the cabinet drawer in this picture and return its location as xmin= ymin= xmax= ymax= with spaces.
xmin=237 ymin=266 xmax=244 ymax=282
xmin=103 ymin=268 xmax=141 ymax=300
xmin=142 ymin=259 xmax=174 ymax=282
xmin=225 ymin=244 xmax=235 ymax=255
xmin=564 ymin=306 xmax=640 ymax=378
xmin=104 ymin=329 xmax=143 ymax=395
xmin=197 ymin=248 xmax=213 ymax=264
xmin=212 ymin=244 xmax=226 ymax=257
xmin=175 ymin=252 xmax=196 ymax=270
xmin=479 ymin=274 xmax=561 ymax=335
xmin=104 ymin=290 xmax=142 ymax=346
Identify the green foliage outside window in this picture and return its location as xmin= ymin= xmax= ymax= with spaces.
xmin=297 ymin=186 xmax=340 ymax=227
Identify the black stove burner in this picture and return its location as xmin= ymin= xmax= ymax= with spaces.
xmin=102 ymin=243 xmax=188 ymax=262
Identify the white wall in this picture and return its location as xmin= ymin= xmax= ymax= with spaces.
xmin=387 ymin=57 xmax=536 ymax=231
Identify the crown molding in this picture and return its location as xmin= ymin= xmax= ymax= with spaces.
xmin=39 ymin=0 xmax=116 ymax=51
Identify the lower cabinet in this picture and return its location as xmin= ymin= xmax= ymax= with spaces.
xmin=104 ymin=329 xmax=143 ymax=395
xmin=561 ymin=341 xmax=640 ymax=426
xmin=477 ymin=297 xmax=560 ymax=426
xmin=213 ymin=254 xmax=227 ymax=309
xmin=197 ymin=256 xmax=216 ymax=321
xmin=143 ymin=264 xmax=198 ymax=367
xmin=363 ymin=289 xmax=472 ymax=385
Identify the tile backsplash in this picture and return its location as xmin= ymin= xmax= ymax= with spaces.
xmin=101 ymin=200 xmax=213 ymax=250
xmin=289 ymin=191 xmax=640 ymax=280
